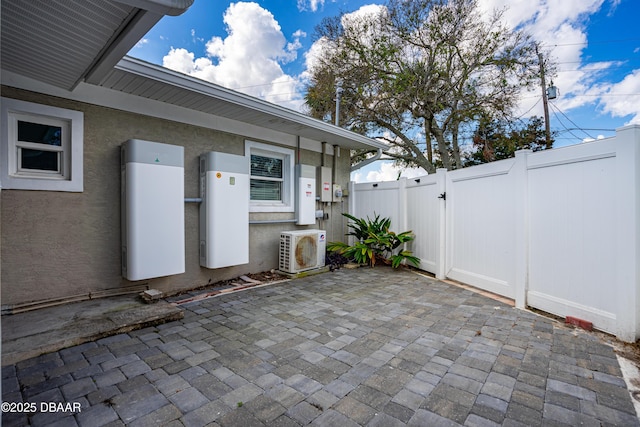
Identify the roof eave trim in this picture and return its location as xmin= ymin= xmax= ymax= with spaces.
xmin=114 ymin=56 xmax=387 ymax=150
xmin=115 ymin=0 xmax=194 ymax=16
xmin=84 ymin=11 xmax=162 ymax=87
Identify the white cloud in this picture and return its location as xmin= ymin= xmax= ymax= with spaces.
xmin=284 ymin=30 xmax=306 ymax=63
xmin=304 ymin=4 xmax=385 ymax=78
xmin=163 ymin=47 xmax=195 ymax=74
xmin=477 ymin=0 xmax=640 ymax=126
xmin=134 ymin=38 xmax=149 ymax=49
xmin=162 ymin=2 xmax=305 ymax=110
xmin=297 ymin=0 xmax=325 ymax=12
xmin=352 ymin=161 xmax=428 ymax=183
xmin=597 ymin=69 xmax=640 ymax=124
xmin=190 ymin=28 xmax=204 ymax=44
xmin=302 ymin=36 xmax=331 ymax=79
xmin=582 ymin=134 xmax=607 ymax=142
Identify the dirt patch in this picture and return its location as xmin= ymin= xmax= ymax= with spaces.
xmin=166 ymin=270 xmax=289 ymax=300
xmin=551 ymin=316 xmax=640 ymax=368
xmin=244 ymin=270 xmax=289 ymax=283
xmin=614 ymin=340 xmax=640 ymax=366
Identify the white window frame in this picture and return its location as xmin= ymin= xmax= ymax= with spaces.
xmin=1 ymin=98 xmax=83 ymax=192
xmin=246 ymin=140 xmax=294 ymax=212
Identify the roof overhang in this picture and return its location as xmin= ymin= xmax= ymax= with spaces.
xmin=98 ymin=57 xmax=386 ymax=150
xmin=0 ymin=0 xmax=193 ymax=91
xmin=1 ymin=0 xmax=385 ymax=151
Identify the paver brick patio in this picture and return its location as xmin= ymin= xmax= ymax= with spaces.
xmin=2 ymin=267 xmax=639 ymax=426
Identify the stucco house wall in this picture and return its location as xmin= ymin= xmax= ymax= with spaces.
xmin=1 ymin=86 xmax=352 ymax=308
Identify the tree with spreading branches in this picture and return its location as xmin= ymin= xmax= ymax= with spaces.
xmin=305 ymin=0 xmax=547 ymax=172
xmin=466 ymin=115 xmax=554 ymax=166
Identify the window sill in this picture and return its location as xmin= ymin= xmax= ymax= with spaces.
xmin=249 ymin=203 xmax=295 ymax=213
xmin=1 ymin=176 xmax=83 ymax=192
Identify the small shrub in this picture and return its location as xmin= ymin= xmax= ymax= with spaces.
xmin=327 ymin=213 xmax=420 ymax=268
xmin=325 ymin=250 xmax=349 ymax=270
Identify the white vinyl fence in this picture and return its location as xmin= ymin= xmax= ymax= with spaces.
xmin=349 ymin=125 xmax=640 ymax=341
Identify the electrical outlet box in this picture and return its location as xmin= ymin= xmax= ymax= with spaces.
xmin=317 ymin=166 xmax=332 ymax=202
xmin=333 ymin=184 xmax=343 ymax=202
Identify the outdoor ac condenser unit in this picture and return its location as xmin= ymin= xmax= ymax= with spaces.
xmin=279 ymin=230 xmax=326 ymax=273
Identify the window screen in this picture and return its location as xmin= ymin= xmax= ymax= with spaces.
xmin=250 ymin=154 xmax=283 ymax=201
xmin=16 ymin=120 xmax=63 ymax=173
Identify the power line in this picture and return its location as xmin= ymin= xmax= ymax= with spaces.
xmin=548 ymin=102 xmax=595 ymax=140
xmin=559 ymin=93 xmax=640 ymax=97
xmin=551 ymin=116 xmax=586 ymax=141
xmin=516 ymin=96 xmax=542 ymax=119
xmin=558 ymin=127 xmax=615 ymax=132
xmin=555 ymin=59 xmax=635 ymax=64
xmin=520 ymin=93 xmax=640 ymax=100
xmin=544 ymin=38 xmax=640 ymax=47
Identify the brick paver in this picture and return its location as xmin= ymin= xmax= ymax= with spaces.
xmin=2 ymin=268 xmax=638 ymax=426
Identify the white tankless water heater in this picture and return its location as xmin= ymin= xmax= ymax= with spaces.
xmin=296 ymin=164 xmax=316 ymax=225
xmin=121 ymin=139 xmax=185 ymax=281
xmin=200 ymin=152 xmax=249 ymax=269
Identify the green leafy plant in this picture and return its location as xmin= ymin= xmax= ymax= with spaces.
xmin=327 ymin=213 xmax=420 ymax=268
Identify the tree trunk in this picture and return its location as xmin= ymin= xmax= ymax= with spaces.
xmin=423 ymin=120 xmax=433 ymax=164
xmin=451 ymin=124 xmax=462 ymax=169
xmin=431 ymin=118 xmax=452 ymax=170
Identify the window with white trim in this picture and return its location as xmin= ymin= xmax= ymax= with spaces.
xmin=245 ymin=141 xmax=294 ymax=212
xmin=1 ymin=98 xmax=83 ymax=192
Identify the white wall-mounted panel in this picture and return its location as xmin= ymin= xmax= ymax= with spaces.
xmin=297 ymin=164 xmax=316 ymax=225
xmin=200 ymin=152 xmax=249 ymax=269
xmin=317 ymin=166 xmax=332 ymax=203
xmin=121 ymin=139 xmax=184 ymax=281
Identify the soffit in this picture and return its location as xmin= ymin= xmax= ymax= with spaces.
xmin=1 ymin=0 xmax=155 ymax=90
xmin=101 ymin=57 xmax=387 ymax=150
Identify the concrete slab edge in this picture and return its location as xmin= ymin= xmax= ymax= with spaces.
xmin=616 ymin=353 xmax=640 ymax=421
xmin=172 ymin=279 xmax=292 ymax=306
xmin=1 ymin=309 xmax=183 ymax=367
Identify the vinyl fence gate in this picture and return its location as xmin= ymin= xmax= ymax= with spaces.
xmin=349 ymin=125 xmax=640 ymax=342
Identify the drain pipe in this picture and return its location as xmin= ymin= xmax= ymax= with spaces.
xmin=322 ymin=142 xmax=327 ymax=167
xmin=350 ymin=148 xmax=383 ymax=172
xmin=332 ymin=145 xmax=340 ymax=186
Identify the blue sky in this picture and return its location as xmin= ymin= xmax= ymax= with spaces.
xmin=129 ymin=0 xmax=640 ymax=181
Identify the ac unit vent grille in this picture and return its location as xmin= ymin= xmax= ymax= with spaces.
xmin=295 ymin=235 xmax=317 ymax=268
xmin=279 ymin=230 xmax=326 ymax=273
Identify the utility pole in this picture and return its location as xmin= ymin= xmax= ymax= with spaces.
xmin=536 ymin=44 xmax=552 ymax=148
xmin=335 ymin=79 xmax=343 ymax=127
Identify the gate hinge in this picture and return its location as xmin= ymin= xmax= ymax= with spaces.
xmin=438 ymin=192 xmax=446 ymax=201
